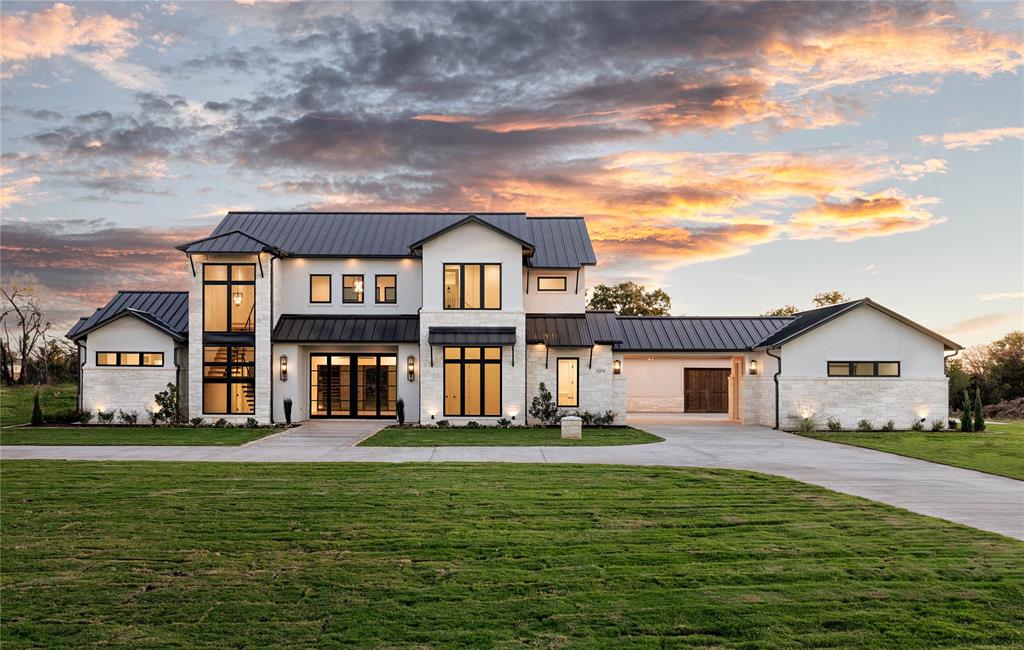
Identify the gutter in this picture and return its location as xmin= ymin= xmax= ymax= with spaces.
xmin=766 ymin=348 xmax=782 ymax=430
xmin=269 ymin=253 xmax=276 ymax=424
xmin=77 ymin=340 xmax=86 ymax=413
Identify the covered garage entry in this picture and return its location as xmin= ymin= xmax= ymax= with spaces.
xmin=622 ymin=355 xmax=743 ymax=419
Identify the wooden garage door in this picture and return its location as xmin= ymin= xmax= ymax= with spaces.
xmin=684 ymin=368 xmax=730 ymax=413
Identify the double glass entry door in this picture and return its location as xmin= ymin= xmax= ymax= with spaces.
xmin=310 ymin=354 xmax=397 ymax=418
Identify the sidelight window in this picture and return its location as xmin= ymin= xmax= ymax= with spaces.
xmin=443 ymin=346 xmax=502 ymax=416
xmin=557 ymin=358 xmax=579 ymax=407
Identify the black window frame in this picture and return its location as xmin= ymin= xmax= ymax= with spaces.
xmin=202 ymin=344 xmax=256 ymax=415
xmin=203 ymin=263 xmax=256 ymax=334
xmin=95 ymin=351 xmax=164 ymax=367
xmin=443 ymin=346 xmax=502 ymax=417
xmin=342 ymin=274 xmax=365 ymax=304
xmin=556 ymin=357 xmax=580 ymax=407
xmin=375 ymin=274 xmax=397 ymax=304
xmin=309 ymin=274 xmax=332 ymax=304
xmin=827 ymin=361 xmax=901 ymax=377
xmin=537 ymin=276 xmax=567 ymax=292
xmin=442 ymin=263 xmax=502 ymax=310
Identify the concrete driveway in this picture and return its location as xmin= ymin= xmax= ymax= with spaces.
xmin=3 ymin=415 xmax=1021 ymax=540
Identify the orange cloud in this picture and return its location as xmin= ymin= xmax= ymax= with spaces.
xmin=789 ymin=192 xmax=941 ymax=241
xmin=0 ymin=3 xmax=137 ymax=63
xmin=0 ymin=175 xmax=42 ymax=208
xmin=918 ymin=127 xmax=1024 ymax=151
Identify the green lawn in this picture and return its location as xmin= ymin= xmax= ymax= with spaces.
xmin=0 ymin=427 xmax=282 ymax=446
xmin=800 ymin=421 xmax=1024 ymax=480
xmin=359 ymin=425 xmax=663 ymax=446
xmin=3 ymin=463 xmax=1022 ymax=647
xmin=0 ymin=383 xmax=76 ymax=427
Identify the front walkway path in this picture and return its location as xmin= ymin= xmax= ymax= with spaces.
xmin=3 ymin=416 xmax=1021 ymax=540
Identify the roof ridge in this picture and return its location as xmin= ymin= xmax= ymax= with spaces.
xmin=226 ymin=211 xmax=527 ymax=215
xmin=115 ymin=290 xmax=188 ymax=294
xmin=618 ymin=315 xmax=795 ymax=320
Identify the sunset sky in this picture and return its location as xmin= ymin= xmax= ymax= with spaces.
xmin=1 ymin=1 xmax=1022 ymax=345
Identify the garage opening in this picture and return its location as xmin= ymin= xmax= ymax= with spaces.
xmin=684 ymin=368 xmax=729 ymax=413
xmin=623 ymin=355 xmax=743 ymax=421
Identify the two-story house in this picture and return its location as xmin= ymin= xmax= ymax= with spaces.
xmin=67 ymin=211 xmax=960 ymax=430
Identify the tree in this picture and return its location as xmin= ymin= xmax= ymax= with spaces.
xmin=587 ymin=282 xmax=671 ymax=316
xmin=529 ymin=382 xmax=559 ymax=425
xmin=973 ymin=386 xmax=985 ymax=432
xmin=960 ymin=389 xmax=973 ymax=432
xmin=946 ymin=357 xmax=972 ymax=411
xmin=986 ymin=331 xmax=1024 ymax=403
xmin=762 ymin=305 xmax=799 ymax=317
xmin=812 ymin=291 xmax=849 ymax=307
xmin=1 ymin=279 xmax=52 ymax=385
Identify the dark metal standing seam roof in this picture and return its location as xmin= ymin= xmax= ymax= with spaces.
xmin=272 ymin=315 xmax=419 ymax=343
xmin=66 ymin=291 xmax=189 ymax=341
xmin=584 ymin=311 xmax=623 ymax=344
xmin=525 ymin=315 xmax=594 ymax=347
xmin=427 ymin=327 xmax=517 ymax=345
xmin=176 ymin=230 xmax=282 ymax=254
xmin=198 ymin=212 xmax=597 ymax=268
xmin=615 ymin=317 xmax=793 ymax=352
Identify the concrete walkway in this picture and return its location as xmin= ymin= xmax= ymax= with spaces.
xmin=3 ymin=416 xmax=1021 ymax=540
xmin=244 ymin=419 xmax=385 ymax=449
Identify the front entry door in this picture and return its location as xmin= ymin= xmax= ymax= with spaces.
xmin=684 ymin=368 xmax=730 ymax=413
xmin=310 ymin=354 xmax=396 ymax=418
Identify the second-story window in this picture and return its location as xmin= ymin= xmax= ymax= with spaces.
xmin=310 ymin=274 xmax=331 ymax=303
xmin=376 ymin=275 xmax=397 ymax=304
xmin=204 ymin=264 xmax=255 ymax=333
xmin=343 ymin=274 xmax=364 ymax=303
xmin=443 ymin=263 xmax=500 ymax=310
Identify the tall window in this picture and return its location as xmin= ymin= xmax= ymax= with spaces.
xmin=309 ymin=274 xmax=331 ymax=303
xmin=557 ymin=358 xmax=579 ymax=407
xmin=443 ymin=346 xmax=501 ymax=416
xmin=343 ymin=274 xmax=364 ymax=303
xmin=375 ymin=275 xmax=397 ymax=304
xmin=443 ymin=264 xmax=500 ymax=309
xmin=204 ymin=264 xmax=255 ymax=332
xmin=827 ymin=361 xmax=900 ymax=377
xmin=203 ymin=345 xmax=255 ymax=414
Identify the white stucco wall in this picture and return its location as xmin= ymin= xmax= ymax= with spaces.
xmin=420 ymin=221 xmax=525 ymax=312
xmin=523 ymin=267 xmax=586 ymax=314
xmin=622 ymin=355 xmax=734 ymax=413
xmin=275 ymin=257 xmax=421 ymax=316
xmin=525 ymin=343 xmax=622 ymax=424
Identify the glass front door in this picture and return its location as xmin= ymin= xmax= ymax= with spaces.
xmin=310 ymin=353 xmax=396 ymax=418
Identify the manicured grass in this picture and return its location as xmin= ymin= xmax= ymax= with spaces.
xmin=0 ymin=426 xmax=282 ymax=446
xmin=2 ymin=462 xmax=1022 ymax=647
xmin=0 ymin=383 xmax=76 ymax=427
xmin=359 ymin=425 xmax=663 ymax=446
xmin=800 ymin=421 xmax=1024 ymax=480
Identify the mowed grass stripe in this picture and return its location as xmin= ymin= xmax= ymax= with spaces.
xmin=2 ymin=462 xmax=1022 ymax=648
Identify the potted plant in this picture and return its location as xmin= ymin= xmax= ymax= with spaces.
xmin=283 ymin=398 xmax=293 ymax=425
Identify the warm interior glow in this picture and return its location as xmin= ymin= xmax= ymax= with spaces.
xmin=233 ymin=291 xmax=243 ymax=306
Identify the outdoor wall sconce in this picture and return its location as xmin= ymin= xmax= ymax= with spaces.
xmin=407 ymin=355 xmax=416 ymax=381
xmin=233 ymin=291 xmax=244 ymax=306
xmin=280 ymin=355 xmax=288 ymax=381
xmin=612 ymin=359 xmax=622 ymax=375
xmin=749 ymin=359 xmax=758 ymax=375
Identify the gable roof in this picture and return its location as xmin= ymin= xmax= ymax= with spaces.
xmin=617 ymin=316 xmax=793 ymax=352
xmin=66 ymin=291 xmax=189 ymax=342
xmin=754 ymin=298 xmax=962 ymax=351
xmin=408 ymin=215 xmax=535 ymax=255
xmin=192 ymin=212 xmax=596 ymax=268
xmin=176 ymin=230 xmax=282 ymax=255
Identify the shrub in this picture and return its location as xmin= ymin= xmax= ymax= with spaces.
xmin=435 ymin=419 xmax=450 ymax=428
xmin=283 ymin=398 xmax=293 ymax=425
xmin=497 ymin=417 xmax=511 ymax=429
xmin=213 ymin=418 xmax=228 ymax=428
xmin=244 ymin=417 xmax=258 ymax=428
xmin=396 ymin=397 xmax=405 ymax=426
xmin=797 ymin=416 xmax=815 ymax=433
xmin=948 ymin=418 xmax=958 ymax=431
xmin=146 ymin=409 xmax=161 ymax=426
xmin=31 ymin=387 xmax=43 ymax=426
xmin=154 ymin=383 xmax=183 ymax=424
xmin=190 ymin=417 xmax=205 ymax=428
xmin=595 ymin=410 xmax=616 ymax=426
xmin=910 ymin=420 xmax=924 ymax=432
xmin=960 ymin=389 xmax=974 ymax=432
xmin=857 ymin=419 xmax=874 ymax=432
xmin=880 ymin=419 xmax=895 ymax=432
xmin=97 ymin=409 xmax=116 ymax=424
xmin=529 ymin=382 xmax=559 ymax=426
xmin=118 ymin=410 xmax=139 ymax=426
xmin=973 ymin=386 xmax=985 ymax=432
xmin=826 ymin=417 xmax=842 ymax=432
xmin=79 ymin=410 xmax=94 ymax=425
xmin=465 ymin=421 xmax=481 ymax=428
xmin=931 ymin=419 xmax=945 ymax=432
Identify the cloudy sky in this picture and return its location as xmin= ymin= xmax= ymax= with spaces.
xmin=1 ymin=1 xmax=1022 ymax=344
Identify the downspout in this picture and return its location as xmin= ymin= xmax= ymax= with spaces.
xmin=77 ymin=340 xmax=86 ymax=413
xmin=766 ymin=348 xmax=782 ymax=430
xmin=269 ymin=253 xmax=276 ymax=424
xmin=174 ymin=343 xmax=182 ymax=418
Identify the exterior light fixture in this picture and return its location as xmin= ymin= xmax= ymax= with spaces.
xmin=749 ymin=359 xmax=758 ymax=375
xmin=407 ymin=355 xmax=416 ymax=381
xmin=280 ymin=355 xmax=288 ymax=381
xmin=233 ymin=291 xmax=243 ymax=306
xmin=612 ymin=359 xmax=622 ymax=375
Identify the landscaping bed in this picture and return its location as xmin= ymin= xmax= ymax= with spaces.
xmin=358 ymin=425 xmax=663 ymax=446
xmin=0 ymin=426 xmax=283 ymax=446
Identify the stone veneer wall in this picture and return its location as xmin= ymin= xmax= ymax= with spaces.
xmin=525 ymin=344 xmax=622 ymax=424
xmin=418 ymin=310 xmax=526 ymax=425
xmin=741 ymin=376 xmax=776 ymax=427
xmin=82 ymin=367 xmax=178 ymax=417
xmin=778 ymin=377 xmax=948 ymax=431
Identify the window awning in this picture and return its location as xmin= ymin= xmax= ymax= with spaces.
xmin=427 ymin=326 xmax=517 ymax=346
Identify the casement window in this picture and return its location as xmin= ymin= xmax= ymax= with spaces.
xmin=375 ymin=275 xmax=397 ymax=304
xmin=443 ymin=346 xmax=502 ymax=416
xmin=95 ymin=352 xmax=164 ymax=367
xmin=203 ymin=264 xmax=255 ymax=333
xmin=309 ymin=274 xmax=331 ymax=303
xmin=202 ymin=345 xmax=255 ymax=414
xmin=827 ymin=361 xmax=900 ymax=377
xmin=537 ymin=276 xmax=567 ymax=292
xmin=342 ymin=274 xmax=364 ymax=303
xmin=443 ymin=263 xmax=501 ymax=310
xmin=557 ymin=358 xmax=579 ymax=407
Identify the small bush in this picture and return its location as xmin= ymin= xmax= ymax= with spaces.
xmin=190 ymin=417 xmax=205 ymax=428
xmin=153 ymin=383 xmax=183 ymax=424
xmin=826 ymin=417 xmax=842 ymax=432
xmin=497 ymin=417 xmax=511 ymax=428
xmin=529 ymin=383 xmax=559 ymax=426
xmin=435 ymin=419 xmax=450 ymax=428
xmin=948 ymin=418 xmax=958 ymax=431
xmin=283 ymin=397 xmax=293 ymax=425
xmin=146 ymin=409 xmax=161 ymax=426
xmin=973 ymin=386 xmax=985 ymax=432
xmin=245 ymin=417 xmax=259 ymax=428
xmin=396 ymin=397 xmax=405 ymax=426
xmin=79 ymin=410 xmax=94 ymax=425
xmin=931 ymin=419 xmax=945 ymax=432
xmin=97 ymin=409 xmax=116 ymax=424
xmin=118 ymin=410 xmax=139 ymax=426
xmin=960 ymin=389 xmax=974 ymax=432
xmin=30 ymin=387 xmax=44 ymax=426
xmin=464 ymin=421 xmax=481 ymax=428
xmin=857 ymin=419 xmax=874 ymax=432
xmin=910 ymin=420 xmax=924 ymax=432
xmin=798 ymin=416 xmax=815 ymax=433
xmin=880 ymin=419 xmax=895 ymax=432
xmin=213 ymin=418 xmax=228 ymax=428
